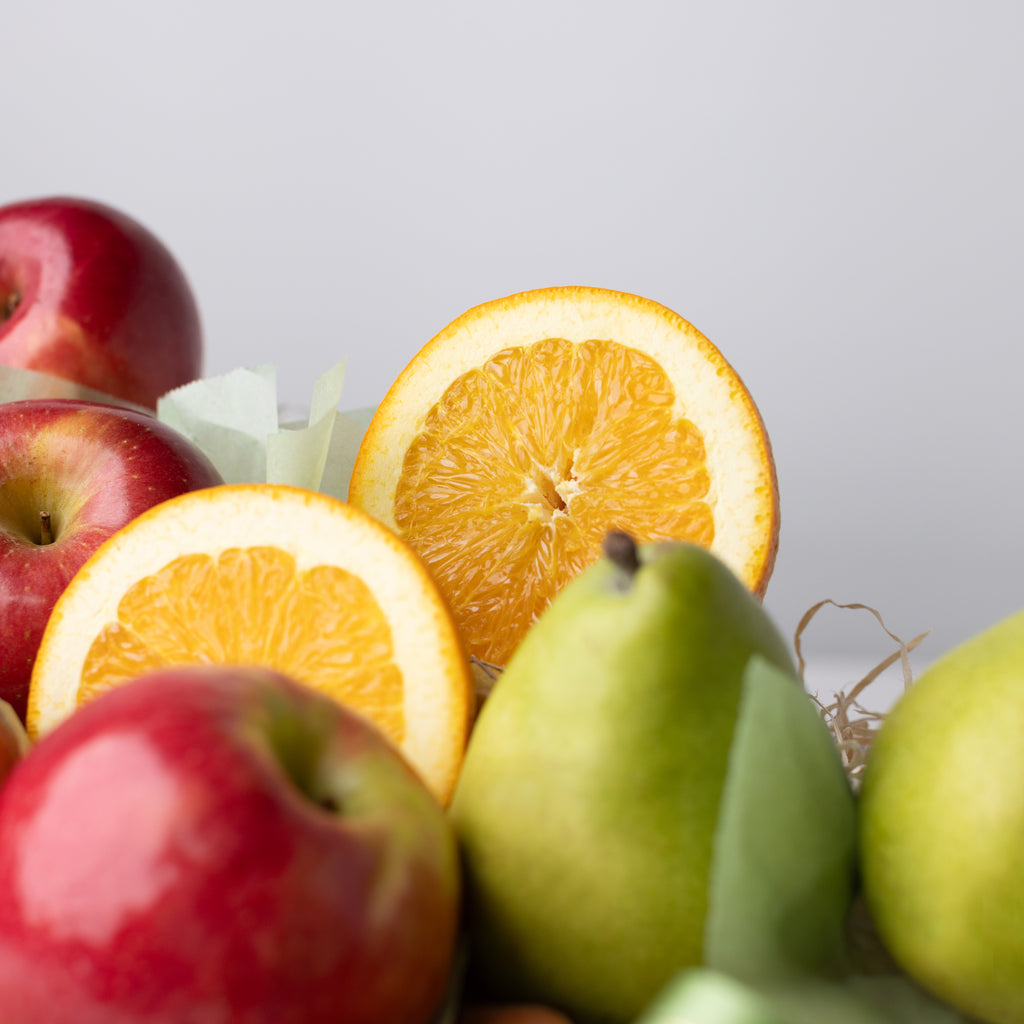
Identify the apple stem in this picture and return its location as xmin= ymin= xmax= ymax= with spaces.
xmin=603 ymin=530 xmax=640 ymax=575
xmin=39 ymin=511 xmax=54 ymax=546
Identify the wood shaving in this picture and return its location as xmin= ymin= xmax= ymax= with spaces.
xmin=469 ymin=657 xmax=504 ymax=706
xmin=795 ymin=600 xmax=929 ymax=786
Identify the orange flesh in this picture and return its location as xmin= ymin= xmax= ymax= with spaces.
xmin=393 ymin=338 xmax=713 ymax=666
xmin=79 ymin=546 xmax=405 ymax=740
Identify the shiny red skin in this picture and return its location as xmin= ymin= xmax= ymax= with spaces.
xmin=0 ymin=399 xmax=223 ymax=719
xmin=0 ymin=666 xmax=461 ymax=1024
xmin=0 ymin=196 xmax=203 ymax=408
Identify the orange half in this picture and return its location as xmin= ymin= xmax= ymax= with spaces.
xmin=349 ymin=286 xmax=779 ymax=668
xmin=27 ymin=484 xmax=474 ymax=805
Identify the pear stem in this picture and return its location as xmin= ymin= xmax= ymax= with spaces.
xmin=39 ymin=511 xmax=54 ymax=546
xmin=603 ymin=530 xmax=640 ymax=575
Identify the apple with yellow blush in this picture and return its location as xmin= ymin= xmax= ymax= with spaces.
xmin=0 ymin=398 xmax=223 ymax=719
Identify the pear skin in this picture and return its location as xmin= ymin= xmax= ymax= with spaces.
xmin=450 ymin=535 xmax=796 ymax=1024
xmin=859 ymin=606 xmax=1024 ymax=1024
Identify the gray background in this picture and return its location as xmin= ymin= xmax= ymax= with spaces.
xmin=4 ymin=1 xmax=1022 ymax=689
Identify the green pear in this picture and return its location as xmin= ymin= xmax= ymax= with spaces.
xmin=449 ymin=533 xmax=825 ymax=1023
xmin=859 ymin=606 xmax=1024 ymax=1024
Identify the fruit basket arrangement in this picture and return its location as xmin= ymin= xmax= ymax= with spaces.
xmin=0 ymin=197 xmax=1012 ymax=1024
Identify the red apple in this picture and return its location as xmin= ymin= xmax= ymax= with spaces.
xmin=0 ymin=664 xmax=461 ymax=1024
xmin=0 ymin=398 xmax=223 ymax=719
xmin=0 ymin=196 xmax=203 ymax=408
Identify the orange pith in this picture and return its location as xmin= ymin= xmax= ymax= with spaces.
xmin=79 ymin=546 xmax=404 ymax=738
xmin=394 ymin=337 xmax=714 ymax=667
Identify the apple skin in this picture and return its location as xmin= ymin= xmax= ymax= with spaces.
xmin=0 ymin=399 xmax=223 ymax=719
xmin=0 ymin=196 xmax=203 ymax=408
xmin=0 ymin=664 xmax=461 ymax=1024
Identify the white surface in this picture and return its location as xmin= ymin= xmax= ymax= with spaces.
xmin=4 ymin=1 xmax=1022 ymax=668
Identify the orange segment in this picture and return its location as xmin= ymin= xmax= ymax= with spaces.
xmin=28 ymin=485 xmax=474 ymax=805
xmin=79 ymin=550 xmax=403 ymax=737
xmin=395 ymin=338 xmax=715 ymax=667
xmin=350 ymin=287 xmax=778 ymax=669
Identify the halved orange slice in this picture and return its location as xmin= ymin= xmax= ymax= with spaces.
xmin=349 ymin=286 xmax=779 ymax=668
xmin=27 ymin=484 xmax=474 ymax=805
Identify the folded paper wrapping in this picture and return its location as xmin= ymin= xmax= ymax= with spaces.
xmin=0 ymin=361 xmax=374 ymax=502
xmin=634 ymin=966 xmax=968 ymax=1024
xmin=157 ymin=360 xmax=376 ymax=500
